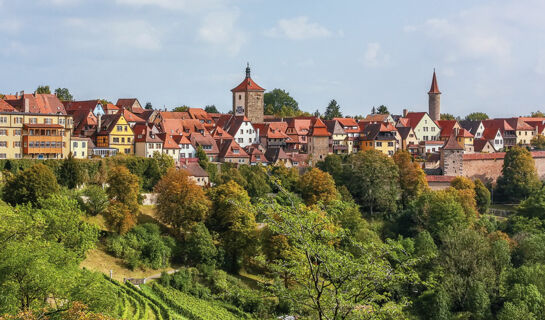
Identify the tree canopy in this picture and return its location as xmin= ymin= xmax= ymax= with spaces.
xmin=264 ymin=88 xmax=299 ymax=116
xmin=204 ymin=105 xmax=219 ymax=113
xmin=35 ymin=85 xmax=51 ymax=94
xmin=495 ymin=146 xmax=541 ymax=203
xmin=465 ymin=112 xmax=489 ymax=121
xmin=323 ymin=99 xmax=342 ymax=120
xmin=54 ymin=88 xmax=73 ymax=101
xmin=2 ymin=163 xmax=60 ymax=206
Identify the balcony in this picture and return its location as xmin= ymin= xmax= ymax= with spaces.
xmin=23 ymin=124 xmax=64 ymax=154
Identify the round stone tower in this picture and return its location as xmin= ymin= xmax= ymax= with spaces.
xmin=428 ymin=69 xmax=441 ymax=121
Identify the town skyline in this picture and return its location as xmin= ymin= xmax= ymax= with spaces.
xmin=2 ymin=0 xmax=545 ymax=117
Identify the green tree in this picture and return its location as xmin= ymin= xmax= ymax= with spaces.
xmin=35 ymin=85 xmax=51 ymax=94
xmin=103 ymin=201 xmax=135 ymax=235
xmin=264 ymin=89 xmax=299 ymax=115
xmin=270 ymin=164 xmax=299 ymax=191
xmin=2 ymin=163 xmax=60 ymax=206
xmin=145 ymin=102 xmax=153 ymax=109
xmin=59 ymin=153 xmax=85 ymax=189
xmin=54 ymin=87 xmax=73 ymax=101
xmin=394 ymin=150 xmax=428 ymax=207
xmin=346 ymin=150 xmax=400 ymax=215
xmin=323 ymin=99 xmax=342 ymax=120
xmin=183 ymin=222 xmax=217 ymax=266
xmin=152 ymin=151 xmax=174 ymax=177
xmin=173 ymin=106 xmax=189 ymax=112
xmin=297 ymin=168 xmax=337 ymax=205
xmin=531 ymin=135 xmax=545 ymax=150
xmin=496 ymin=146 xmax=541 ymax=203
xmin=440 ymin=113 xmax=456 ymax=120
xmin=376 ymin=105 xmax=389 ymax=114
xmin=239 ymin=165 xmax=271 ymax=199
xmin=465 ymin=112 xmax=489 ymax=121
xmin=517 ymin=188 xmax=545 ymax=221
xmin=196 ymin=146 xmax=208 ymax=169
xmin=260 ymin=198 xmax=414 ymax=320
xmin=106 ymin=165 xmax=140 ymax=214
xmin=154 ymin=168 xmax=211 ymax=231
xmin=474 ymin=179 xmax=491 ymax=214
xmin=531 ymin=111 xmax=545 ymax=118
xmin=204 ymin=105 xmax=219 ymax=113
xmin=207 ymin=181 xmax=256 ymax=272
xmin=80 ymin=185 xmax=109 ymax=216
xmin=317 ymin=154 xmax=345 ymax=185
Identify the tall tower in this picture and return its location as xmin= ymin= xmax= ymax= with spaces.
xmin=428 ymin=69 xmax=441 ymax=121
xmin=231 ymin=63 xmax=265 ymax=123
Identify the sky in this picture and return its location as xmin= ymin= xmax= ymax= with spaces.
xmin=1 ymin=0 xmax=545 ymax=118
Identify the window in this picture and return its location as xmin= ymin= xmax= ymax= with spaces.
xmin=121 ymin=137 xmax=125 ymax=143
xmin=0 ymin=130 xmax=7 ymax=136
xmin=376 ymin=142 xmax=382 ymax=147
xmin=14 ymin=141 xmax=20 ymax=147
xmin=73 ymin=142 xmax=78 ymax=148
xmin=0 ymin=141 xmax=6 ymax=147
xmin=156 ymin=143 xmax=161 ymax=149
xmin=240 ymin=129 xmax=243 ymax=134
xmin=59 ymin=118 xmax=65 ymax=125
xmin=0 ymin=154 xmax=6 ymax=159
xmin=238 ymin=138 xmax=243 ymax=143
xmin=44 ymin=118 xmax=52 ymax=124
xmin=239 ymin=94 xmax=242 ymax=100
xmin=82 ymin=142 xmax=86 ymax=148
xmin=124 ymin=126 xmax=128 ymax=132
xmin=113 ymin=137 xmax=119 ymax=143
xmin=238 ymin=159 xmax=244 ymax=163
xmin=30 ymin=118 xmax=37 ymax=124
xmin=388 ymin=142 xmax=394 ymax=147
xmin=0 ymin=117 xmax=7 ymax=123
xmin=117 ymin=125 xmax=123 ymax=131
xmin=125 ymin=148 xmax=131 ymax=154
xmin=423 ymin=127 xmax=428 ymax=132
xmin=15 ymin=117 xmax=22 ymax=124
xmin=233 ymin=148 xmax=239 ymax=154
xmin=431 ymin=127 xmax=435 ymax=132
xmin=15 ymin=153 xmax=21 ymax=159
xmin=14 ymin=129 xmax=21 ymax=136
xmin=127 ymin=138 xmax=131 ymax=143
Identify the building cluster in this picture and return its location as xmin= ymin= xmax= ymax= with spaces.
xmin=1 ymin=65 xmax=545 ymax=178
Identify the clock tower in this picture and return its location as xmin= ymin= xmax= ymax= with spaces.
xmin=231 ymin=63 xmax=265 ymax=123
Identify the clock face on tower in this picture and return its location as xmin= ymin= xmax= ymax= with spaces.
xmin=235 ymin=105 xmax=245 ymax=116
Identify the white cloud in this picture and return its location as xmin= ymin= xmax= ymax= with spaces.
xmin=65 ymin=18 xmax=161 ymax=51
xmin=362 ymin=42 xmax=390 ymax=68
xmin=266 ymin=16 xmax=332 ymax=40
xmin=198 ymin=9 xmax=245 ymax=55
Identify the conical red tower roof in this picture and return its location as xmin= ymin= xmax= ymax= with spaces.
xmin=428 ymin=70 xmax=441 ymax=94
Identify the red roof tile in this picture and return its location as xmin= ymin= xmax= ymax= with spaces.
xmin=231 ymin=77 xmax=265 ymax=92
xmin=443 ymin=134 xmax=463 ymax=150
xmin=310 ymin=118 xmax=331 ymax=137
xmin=428 ymin=70 xmax=441 ymax=94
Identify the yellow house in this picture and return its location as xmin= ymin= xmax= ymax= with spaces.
xmin=456 ymin=129 xmax=474 ymax=153
xmin=95 ymin=112 xmax=134 ymax=155
xmin=324 ymin=119 xmax=348 ymax=154
xmin=359 ymin=122 xmax=397 ymax=156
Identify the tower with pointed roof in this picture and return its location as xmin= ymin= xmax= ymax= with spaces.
xmin=440 ymin=134 xmax=464 ymax=176
xmin=428 ymin=69 xmax=441 ymax=122
xmin=231 ymin=63 xmax=265 ymax=123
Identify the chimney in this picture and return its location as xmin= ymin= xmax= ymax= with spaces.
xmin=15 ymin=92 xmax=18 ymax=99
xmin=24 ymin=98 xmax=30 ymax=113
xmin=403 ymin=109 xmax=408 ymax=117
xmin=98 ymin=114 xmax=102 ymax=132
xmin=20 ymin=90 xmax=24 ymax=97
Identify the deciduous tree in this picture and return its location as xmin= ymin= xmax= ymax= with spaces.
xmin=297 ymin=168 xmax=337 ymax=205
xmin=204 ymin=105 xmax=219 ymax=113
xmin=59 ymin=153 xmax=85 ymax=189
xmin=54 ymin=87 xmax=73 ymax=101
xmin=2 ymin=163 xmax=60 ymax=206
xmin=531 ymin=135 xmax=545 ymax=150
xmin=106 ymin=165 xmax=140 ymax=214
xmin=394 ymin=151 xmax=428 ymax=207
xmin=154 ymin=168 xmax=210 ymax=231
xmin=495 ymin=146 xmax=541 ymax=203
xmin=103 ymin=201 xmax=136 ymax=235
xmin=35 ymin=85 xmax=51 ymax=94
xmin=465 ymin=112 xmax=489 ymax=121
xmin=264 ymin=89 xmax=299 ymax=116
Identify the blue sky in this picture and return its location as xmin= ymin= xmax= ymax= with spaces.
xmin=1 ymin=0 xmax=545 ymax=117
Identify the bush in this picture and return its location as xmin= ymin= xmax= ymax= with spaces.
xmin=80 ymin=185 xmax=109 ymax=216
xmin=106 ymin=223 xmax=175 ymax=270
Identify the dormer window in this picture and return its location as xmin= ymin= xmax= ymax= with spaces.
xmin=233 ymin=148 xmax=239 ymax=154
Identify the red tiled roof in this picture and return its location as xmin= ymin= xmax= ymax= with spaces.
xmin=364 ymin=114 xmax=390 ymax=122
xmin=428 ymin=70 xmax=441 ymax=94
xmin=0 ymin=100 xmax=16 ymax=112
xmin=310 ymin=118 xmax=331 ymax=137
xmin=158 ymin=133 xmax=179 ymax=149
xmin=443 ymin=134 xmax=463 ymax=150
xmin=473 ymin=138 xmax=493 ymax=152
xmin=482 ymin=119 xmax=514 ymax=132
xmin=333 ymin=117 xmax=358 ymax=127
xmin=231 ymin=77 xmax=265 ymax=92
xmin=104 ymin=103 xmax=119 ymax=112
xmin=182 ymin=162 xmax=208 ymax=177
xmin=122 ymin=108 xmax=145 ymax=123
xmin=457 ymin=128 xmax=474 ymax=138
xmin=134 ymin=124 xmax=162 ymax=143
xmin=64 ymin=100 xmax=99 ymax=112
xmin=210 ymin=126 xmax=233 ymax=140
xmin=437 ymin=120 xmax=458 ymax=137
xmin=244 ymin=144 xmax=268 ymax=163
xmin=116 ymin=98 xmax=144 ymax=114
xmin=160 ymin=111 xmax=191 ymax=120
xmin=405 ymin=112 xmax=428 ymax=129
xmin=5 ymin=94 xmax=66 ymax=114
xmin=218 ymin=139 xmax=249 ymax=158
xmin=482 ymin=127 xmax=501 ymax=140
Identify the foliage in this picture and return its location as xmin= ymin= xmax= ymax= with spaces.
xmin=531 ymin=134 xmax=545 ymax=150
xmin=106 ymin=165 xmax=140 ymax=214
xmin=269 ymin=164 xmax=299 ymax=191
xmin=440 ymin=113 xmax=456 ymax=120
xmin=394 ymin=150 xmax=428 ymax=207
xmin=152 ymin=151 xmax=174 ymax=177
xmin=530 ymin=111 xmax=545 ymax=118
xmin=196 ymin=145 xmax=209 ymax=169
xmin=376 ymin=105 xmax=389 ymax=114
xmin=144 ymin=102 xmax=153 ymax=109
xmin=474 ymin=179 xmax=491 ymax=214
xmin=2 ymin=163 xmax=59 ymax=206
xmin=316 ymin=153 xmax=345 ymax=185
xmin=323 ymin=99 xmax=342 ymax=120
xmin=465 ymin=112 xmax=489 ymax=121
xmin=495 ymin=146 xmax=541 ymax=203
xmin=106 ymin=223 xmax=175 ymax=270
xmin=35 ymin=85 xmax=51 ymax=94
xmin=207 ymin=181 xmax=257 ymax=272
xmin=183 ymin=223 xmax=217 ymax=266
xmin=297 ymin=168 xmax=337 ymax=205
xmin=103 ymin=201 xmax=136 ymax=235
xmin=260 ymin=198 xmax=416 ymax=320
xmin=346 ymin=150 xmax=400 ymax=215
xmin=172 ymin=106 xmax=189 ymax=112
xmin=154 ymin=168 xmax=211 ymax=231
xmin=54 ymin=87 xmax=74 ymax=102
xmin=216 ymin=166 xmax=247 ymax=188
xmin=59 ymin=153 xmax=85 ymax=189
xmin=238 ymin=165 xmax=271 ymax=199
xmin=264 ymin=88 xmax=299 ymax=116
xmin=80 ymin=185 xmax=109 ymax=216
xmin=204 ymin=105 xmax=219 ymax=113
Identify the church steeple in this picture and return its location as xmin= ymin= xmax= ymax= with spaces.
xmin=246 ymin=62 xmax=251 ymax=78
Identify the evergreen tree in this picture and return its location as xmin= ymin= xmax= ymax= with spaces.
xmin=323 ymin=99 xmax=342 ymax=120
xmin=496 ymin=146 xmax=541 ymax=203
